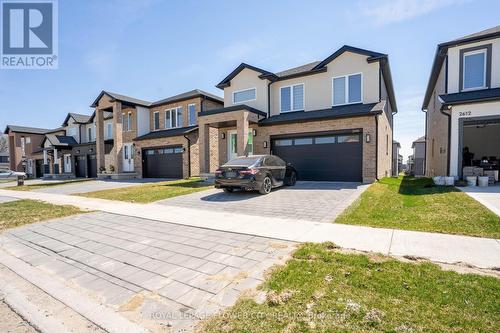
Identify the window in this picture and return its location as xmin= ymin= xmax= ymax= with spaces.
xmin=233 ymin=88 xmax=256 ymax=104
xmin=66 ymin=127 xmax=76 ymax=137
xmin=153 ymin=112 xmax=159 ymax=130
xmin=333 ymin=73 xmax=362 ymax=106
xmin=127 ymin=112 xmax=132 ymax=131
xmin=315 ymin=136 xmax=335 ymax=144
xmin=337 ymin=135 xmax=359 ymax=143
xmin=146 ymin=149 xmax=154 ymax=155
xmin=274 ymin=139 xmax=293 ymax=146
xmin=463 ymin=49 xmax=486 ymax=90
xmin=247 ymin=131 xmax=253 ymax=155
xmin=88 ymin=127 xmax=93 ymax=142
xmin=122 ymin=113 xmax=127 ymax=131
xmin=280 ymin=84 xmax=304 ymax=112
xmin=294 ymin=138 xmax=313 ymax=145
xmin=20 ymin=137 xmax=26 ymax=157
xmin=106 ymin=123 xmax=112 ymax=139
xmin=25 ymin=136 xmax=31 ymax=144
xmin=165 ymin=107 xmax=183 ymax=129
xmin=188 ymin=104 xmax=196 ymax=126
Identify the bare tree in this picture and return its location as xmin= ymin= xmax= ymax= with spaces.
xmin=0 ymin=135 xmax=8 ymax=153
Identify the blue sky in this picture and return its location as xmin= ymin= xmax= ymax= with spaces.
xmin=1 ymin=0 xmax=499 ymax=159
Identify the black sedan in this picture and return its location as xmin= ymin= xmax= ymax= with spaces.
xmin=214 ymin=155 xmax=297 ymax=194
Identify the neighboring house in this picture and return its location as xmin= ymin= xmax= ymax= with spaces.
xmin=0 ymin=134 xmax=9 ymax=170
xmin=197 ymin=45 xmax=397 ymax=182
xmin=411 ymin=136 xmax=426 ymax=176
xmin=422 ymin=25 xmax=500 ymax=179
xmin=90 ymin=89 xmax=223 ymax=179
xmin=4 ymin=125 xmax=50 ymax=176
xmin=392 ymin=141 xmax=401 ymax=176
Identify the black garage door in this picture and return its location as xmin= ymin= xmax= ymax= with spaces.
xmin=87 ymin=154 xmax=97 ymax=178
xmin=272 ymin=132 xmax=362 ymax=181
xmin=142 ymin=146 xmax=183 ymax=178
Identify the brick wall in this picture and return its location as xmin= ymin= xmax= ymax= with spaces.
xmin=377 ymin=110 xmax=393 ymax=179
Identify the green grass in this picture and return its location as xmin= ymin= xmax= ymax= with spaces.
xmin=0 ymin=199 xmax=83 ymax=232
xmin=200 ymin=243 xmax=500 ymax=333
xmin=335 ymin=176 xmax=500 ymax=238
xmin=76 ymin=178 xmax=211 ymax=203
xmin=7 ymin=178 xmax=92 ymax=191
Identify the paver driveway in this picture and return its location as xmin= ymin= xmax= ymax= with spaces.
xmin=32 ymin=178 xmax=171 ymax=195
xmin=0 ymin=212 xmax=295 ymax=332
xmin=158 ymin=181 xmax=367 ymax=223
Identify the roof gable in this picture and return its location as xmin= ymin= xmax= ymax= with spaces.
xmin=90 ymin=90 xmax=151 ymax=108
xmin=312 ymin=45 xmax=387 ymax=70
xmin=4 ymin=125 xmax=51 ymax=135
xmin=62 ymin=113 xmax=92 ymax=126
xmin=216 ymin=63 xmax=276 ymax=89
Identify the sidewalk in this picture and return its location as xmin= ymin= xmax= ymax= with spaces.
xmin=1 ymin=189 xmax=499 ymax=269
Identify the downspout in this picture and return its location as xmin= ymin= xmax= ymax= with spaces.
xmin=183 ymin=134 xmax=191 ymax=178
xmin=267 ymin=81 xmax=273 ymax=118
xmin=375 ymin=115 xmax=379 ymax=181
xmin=440 ymin=106 xmax=452 ymax=176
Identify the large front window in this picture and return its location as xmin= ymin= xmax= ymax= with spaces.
xmin=280 ymin=84 xmax=304 ymax=112
xmin=165 ymin=107 xmax=183 ymax=129
xmin=463 ymin=49 xmax=486 ymax=90
xmin=233 ymin=88 xmax=256 ymax=104
xmin=333 ymin=73 xmax=362 ymax=106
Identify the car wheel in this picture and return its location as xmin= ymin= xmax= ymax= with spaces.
xmin=286 ymin=171 xmax=297 ymax=186
xmin=259 ymin=176 xmax=272 ymax=195
xmin=223 ymin=188 xmax=234 ymax=193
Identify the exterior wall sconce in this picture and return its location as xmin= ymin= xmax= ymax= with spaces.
xmin=89 ymin=148 xmax=94 ymax=153
xmin=263 ymin=141 xmax=268 ymax=148
xmin=221 ymin=132 xmax=226 ymax=139
xmin=252 ymin=129 xmax=257 ymax=136
xmin=365 ymin=134 xmax=371 ymax=143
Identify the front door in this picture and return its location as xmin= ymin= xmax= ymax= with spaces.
xmin=227 ymin=130 xmax=253 ymax=162
xmin=123 ymin=143 xmax=135 ymax=172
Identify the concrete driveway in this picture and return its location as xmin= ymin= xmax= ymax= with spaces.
xmin=32 ymin=178 xmax=171 ymax=195
xmin=0 ymin=212 xmax=294 ymax=332
xmin=460 ymin=184 xmax=500 ymax=216
xmin=158 ymin=181 xmax=368 ymax=223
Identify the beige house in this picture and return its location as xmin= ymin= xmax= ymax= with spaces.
xmin=422 ymin=25 xmax=500 ymax=179
xmin=198 ymin=45 xmax=397 ymax=182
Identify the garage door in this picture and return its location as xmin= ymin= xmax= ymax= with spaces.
xmin=142 ymin=146 xmax=183 ymax=178
xmin=272 ymin=132 xmax=362 ymax=181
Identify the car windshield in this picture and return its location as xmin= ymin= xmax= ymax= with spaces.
xmin=224 ymin=157 xmax=261 ymax=167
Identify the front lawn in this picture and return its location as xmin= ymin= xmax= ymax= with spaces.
xmin=0 ymin=199 xmax=83 ymax=232
xmin=76 ymin=178 xmax=211 ymax=203
xmin=200 ymin=243 xmax=500 ymax=333
xmin=7 ymin=178 xmax=92 ymax=191
xmin=335 ymin=177 xmax=500 ymax=238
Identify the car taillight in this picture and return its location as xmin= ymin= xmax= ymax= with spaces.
xmin=239 ymin=168 xmax=258 ymax=175
xmin=215 ymin=169 xmax=223 ymax=175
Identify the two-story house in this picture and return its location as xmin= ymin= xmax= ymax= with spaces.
xmin=422 ymin=25 xmax=500 ymax=180
xmin=411 ymin=136 xmax=426 ymax=176
xmin=90 ymin=89 xmax=223 ymax=179
xmin=197 ymin=45 xmax=397 ymax=182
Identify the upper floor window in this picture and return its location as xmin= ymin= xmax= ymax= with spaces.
xmin=165 ymin=107 xmax=183 ymax=129
xmin=233 ymin=88 xmax=256 ymax=104
xmin=127 ymin=112 xmax=132 ymax=131
xmin=87 ymin=127 xmax=93 ymax=142
xmin=20 ymin=137 xmax=26 ymax=157
xmin=153 ymin=112 xmax=160 ymax=130
xmin=280 ymin=84 xmax=304 ymax=112
xmin=463 ymin=49 xmax=486 ymax=90
xmin=25 ymin=136 xmax=31 ymax=144
xmin=332 ymin=73 xmax=362 ymax=106
xmin=66 ymin=127 xmax=76 ymax=138
xmin=121 ymin=113 xmax=127 ymax=131
xmin=188 ymin=104 xmax=196 ymax=126
xmin=106 ymin=123 xmax=113 ymax=139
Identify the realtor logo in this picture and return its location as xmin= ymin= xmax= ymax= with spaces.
xmin=1 ymin=0 xmax=58 ymax=69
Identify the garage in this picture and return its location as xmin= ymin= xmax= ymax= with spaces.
xmin=142 ymin=146 xmax=183 ymax=178
xmin=271 ymin=132 xmax=362 ymax=181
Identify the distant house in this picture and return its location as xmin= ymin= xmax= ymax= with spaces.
xmin=392 ymin=141 xmax=401 ymax=176
xmin=411 ymin=136 xmax=426 ymax=176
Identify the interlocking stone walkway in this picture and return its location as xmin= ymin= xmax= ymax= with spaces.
xmin=158 ymin=181 xmax=367 ymax=222
xmin=0 ymin=212 xmax=295 ymax=332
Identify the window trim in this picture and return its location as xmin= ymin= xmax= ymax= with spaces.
xmin=279 ymin=83 xmax=305 ymax=113
xmin=232 ymin=87 xmax=257 ymax=104
xmin=188 ymin=103 xmax=196 ymax=126
xmin=127 ymin=112 xmax=132 ymax=132
xmin=153 ymin=111 xmax=160 ymax=130
xmin=461 ymin=49 xmax=487 ymax=91
xmin=332 ymin=72 xmax=363 ymax=106
xmin=106 ymin=122 xmax=113 ymax=140
xmin=459 ymin=44 xmax=491 ymax=92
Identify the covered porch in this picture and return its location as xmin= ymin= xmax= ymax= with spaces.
xmin=197 ymin=105 xmax=266 ymax=174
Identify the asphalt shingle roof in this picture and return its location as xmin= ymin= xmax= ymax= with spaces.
xmin=439 ymin=87 xmax=500 ymax=106
xmin=134 ymin=125 xmax=198 ymax=141
xmin=151 ymin=89 xmax=223 ymax=106
xmin=4 ymin=125 xmax=51 ymax=134
xmin=275 ymin=61 xmax=322 ymax=78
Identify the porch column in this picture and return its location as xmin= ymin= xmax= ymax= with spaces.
xmin=95 ymin=108 xmax=105 ymax=172
xmin=43 ymin=149 xmax=50 ymax=174
xmin=236 ymin=112 xmax=249 ymax=157
xmin=112 ymin=101 xmax=123 ymax=174
xmin=198 ymin=122 xmax=210 ymax=174
xmin=53 ymin=148 xmax=59 ymax=174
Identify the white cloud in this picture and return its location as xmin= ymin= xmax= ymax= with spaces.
xmin=361 ymin=0 xmax=468 ymax=26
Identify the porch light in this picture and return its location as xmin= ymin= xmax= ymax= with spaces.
xmin=263 ymin=141 xmax=268 ymax=148
xmin=89 ymin=148 xmax=94 ymax=152
xmin=252 ymin=129 xmax=257 ymax=136
xmin=365 ymin=134 xmax=371 ymax=143
xmin=221 ymin=132 xmax=226 ymax=139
